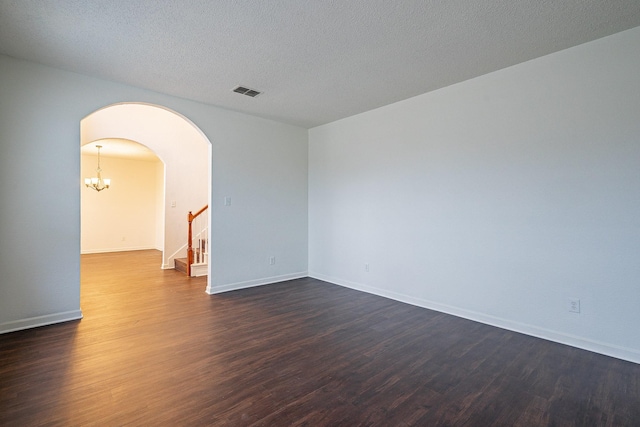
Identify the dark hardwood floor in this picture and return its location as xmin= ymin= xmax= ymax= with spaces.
xmin=1 ymin=250 xmax=639 ymax=426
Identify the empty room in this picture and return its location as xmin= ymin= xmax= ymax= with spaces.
xmin=1 ymin=1 xmax=639 ymax=425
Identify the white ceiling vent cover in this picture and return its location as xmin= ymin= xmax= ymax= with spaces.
xmin=233 ymin=86 xmax=261 ymax=97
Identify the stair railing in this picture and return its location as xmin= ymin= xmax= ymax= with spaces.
xmin=187 ymin=204 xmax=208 ymax=276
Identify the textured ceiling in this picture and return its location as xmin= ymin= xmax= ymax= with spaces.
xmin=1 ymin=1 xmax=640 ymax=128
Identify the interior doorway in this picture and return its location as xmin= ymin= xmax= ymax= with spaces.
xmin=80 ymin=102 xmax=212 ymax=289
xmin=81 ymin=138 xmax=165 ymax=256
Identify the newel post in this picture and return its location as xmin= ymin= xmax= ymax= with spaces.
xmin=187 ymin=210 xmax=194 ymax=276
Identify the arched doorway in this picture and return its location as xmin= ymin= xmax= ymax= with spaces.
xmin=81 ymin=102 xmax=212 ymax=288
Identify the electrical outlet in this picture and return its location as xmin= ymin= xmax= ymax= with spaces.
xmin=568 ymin=298 xmax=581 ymax=313
xmin=224 ymin=196 xmax=232 ymax=206
xmin=365 ymin=263 xmax=370 ymax=272
xmin=269 ymin=256 xmax=275 ymax=265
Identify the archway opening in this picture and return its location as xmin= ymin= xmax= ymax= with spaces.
xmin=80 ymin=102 xmax=212 ymax=289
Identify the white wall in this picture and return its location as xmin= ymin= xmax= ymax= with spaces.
xmin=81 ymin=153 xmax=162 ymax=253
xmin=0 ymin=54 xmax=308 ymax=333
xmin=82 ymin=104 xmax=210 ymax=268
xmin=309 ymin=27 xmax=640 ymax=363
xmin=155 ymin=160 xmax=165 ymax=251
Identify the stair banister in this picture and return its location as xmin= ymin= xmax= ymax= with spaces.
xmin=187 ymin=204 xmax=208 ymax=276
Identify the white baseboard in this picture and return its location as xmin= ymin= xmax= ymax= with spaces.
xmin=206 ymin=271 xmax=308 ymax=295
xmin=309 ymin=272 xmax=640 ymax=365
xmin=0 ymin=310 xmax=83 ymax=334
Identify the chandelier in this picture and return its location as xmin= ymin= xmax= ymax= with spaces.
xmin=84 ymin=144 xmax=111 ymax=192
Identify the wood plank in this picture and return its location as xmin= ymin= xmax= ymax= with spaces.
xmin=0 ymin=250 xmax=639 ymax=426
xmin=174 ymin=257 xmax=188 ymax=274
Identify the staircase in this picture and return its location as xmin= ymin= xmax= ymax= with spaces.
xmin=174 ymin=204 xmax=208 ymax=277
xmin=174 ymin=257 xmax=189 ymax=274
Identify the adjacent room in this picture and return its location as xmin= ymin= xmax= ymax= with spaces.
xmin=1 ymin=1 xmax=639 ymax=425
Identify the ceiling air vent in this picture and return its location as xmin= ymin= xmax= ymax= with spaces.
xmin=233 ymin=86 xmax=261 ymax=97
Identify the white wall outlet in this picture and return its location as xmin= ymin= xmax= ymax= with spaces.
xmin=365 ymin=263 xmax=370 ymax=272
xmin=171 ymin=201 xmax=177 ymax=208
xmin=269 ymin=256 xmax=275 ymax=265
xmin=224 ymin=196 xmax=232 ymax=206
xmin=568 ymin=298 xmax=581 ymax=313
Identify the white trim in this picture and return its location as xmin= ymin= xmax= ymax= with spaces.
xmin=309 ymin=272 xmax=640 ymax=365
xmin=0 ymin=310 xmax=83 ymax=334
xmin=191 ymin=263 xmax=208 ymax=277
xmin=206 ymin=271 xmax=308 ymax=295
